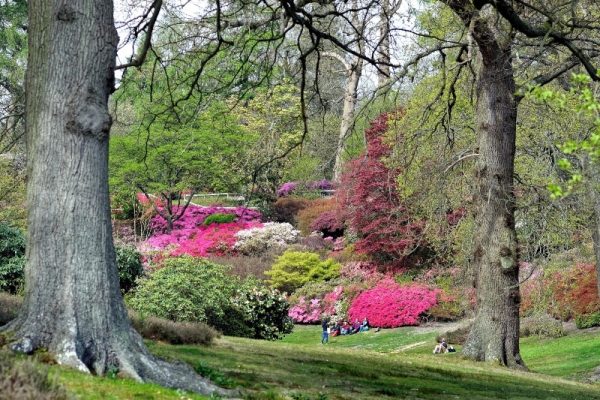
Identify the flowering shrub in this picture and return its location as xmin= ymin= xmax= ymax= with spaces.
xmin=233 ymin=222 xmax=300 ymax=255
xmin=277 ymin=182 xmax=298 ymax=197
xmin=296 ymin=198 xmax=339 ymax=235
xmin=520 ymin=263 xmax=599 ymax=320
xmin=128 ymin=256 xmax=293 ymax=339
xmin=310 ymin=211 xmax=344 ymax=238
xmin=336 ymin=113 xmax=426 ymax=269
xmin=141 ymin=205 xmax=262 ymax=260
xmin=277 ymin=180 xmax=333 ymax=197
xmin=149 ymin=205 xmax=261 ymax=233
xmin=232 ymin=278 xmax=294 ymax=339
xmin=266 ymin=250 xmax=341 ymax=293
xmin=348 ymin=279 xmax=439 ymax=327
xmin=288 ymin=282 xmax=345 ymax=323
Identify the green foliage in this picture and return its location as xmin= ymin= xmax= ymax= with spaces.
xmin=575 ymin=312 xmax=600 ymax=329
xmin=115 ymin=245 xmax=144 ymax=294
xmin=203 ymin=213 xmax=236 ymax=225
xmin=0 ymin=223 xmax=25 ymax=294
xmin=266 ymin=250 xmax=340 ymax=293
xmin=128 ymin=256 xmax=292 ymax=339
xmin=233 ymin=278 xmax=294 ymax=340
xmin=127 ymin=256 xmax=237 ymax=326
xmin=529 ymin=74 xmax=600 ymax=198
xmin=109 ymin=102 xmax=250 ymax=201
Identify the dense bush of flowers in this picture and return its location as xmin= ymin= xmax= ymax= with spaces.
xmin=233 ymin=222 xmax=300 ymax=255
xmin=149 ymin=205 xmax=261 ymax=233
xmin=288 ymin=284 xmax=344 ymax=323
xmin=520 ymin=263 xmax=599 ymax=320
xmin=347 ymin=279 xmax=439 ymax=327
xmin=277 ymin=180 xmax=333 ymax=197
xmin=140 ymin=205 xmax=263 ymax=260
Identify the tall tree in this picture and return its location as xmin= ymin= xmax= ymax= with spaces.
xmin=3 ymin=0 xmax=228 ymax=395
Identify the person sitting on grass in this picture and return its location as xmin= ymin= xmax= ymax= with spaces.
xmin=351 ymin=319 xmax=361 ymax=334
xmin=360 ymin=317 xmax=369 ymax=332
xmin=433 ymin=338 xmax=448 ymax=354
xmin=331 ymin=321 xmax=341 ymax=337
xmin=341 ymin=321 xmax=351 ymax=335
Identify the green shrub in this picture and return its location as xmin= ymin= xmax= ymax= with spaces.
xmin=129 ymin=311 xmax=219 ymax=345
xmin=127 ymin=256 xmax=292 ymax=339
xmin=0 ymin=224 xmax=26 ymax=294
xmin=0 ymin=291 xmax=22 ymax=325
xmin=203 ymin=213 xmax=237 ymax=225
xmin=127 ymin=256 xmax=237 ymax=327
xmin=115 ymin=245 xmax=144 ymax=293
xmin=233 ymin=278 xmax=293 ymax=340
xmin=266 ymin=250 xmax=341 ymax=293
xmin=575 ymin=312 xmax=600 ymax=329
xmin=0 ymin=350 xmax=70 ymax=399
xmin=520 ymin=314 xmax=565 ymax=338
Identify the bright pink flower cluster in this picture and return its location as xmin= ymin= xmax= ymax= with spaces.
xmin=348 ymin=279 xmax=439 ymax=327
xmin=288 ymin=297 xmax=323 ymax=323
xmin=288 ymin=286 xmax=343 ymax=323
xmin=142 ymin=205 xmax=262 ymax=259
xmin=339 ymin=262 xmax=383 ymax=281
xmin=149 ymin=205 xmax=261 ymax=233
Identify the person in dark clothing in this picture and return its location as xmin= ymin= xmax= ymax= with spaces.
xmin=321 ymin=317 xmax=330 ymax=344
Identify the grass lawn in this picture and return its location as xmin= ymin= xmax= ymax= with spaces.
xmin=49 ymin=324 xmax=600 ymax=400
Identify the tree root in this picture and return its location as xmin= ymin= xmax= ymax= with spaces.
xmin=6 ymin=326 xmax=239 ymax=398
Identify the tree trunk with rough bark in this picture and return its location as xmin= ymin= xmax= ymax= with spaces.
xmin=3 ymin=1 xmax=231 ymax=396
xmin=460 ymin=26 xmax=524 ymax=368
xmin=587 ymin=168 xmax=600 ymax=297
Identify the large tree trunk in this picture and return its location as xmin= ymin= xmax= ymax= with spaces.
xmin=333 ymin=58 xmax=362 ymax=181
xmin=3 ymin=1 xmax=230 ymax=396
xmin=461 ymin=29 xmax=524 ymax=368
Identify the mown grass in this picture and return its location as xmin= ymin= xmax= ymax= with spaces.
xmin=47 ymin=324 xmax=600 ymax=400
xmin=51 ymin=367 xmax=208 ymax=400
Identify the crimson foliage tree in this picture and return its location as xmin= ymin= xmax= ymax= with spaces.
xmin=337 ymin=113 xmax=425 ymax=270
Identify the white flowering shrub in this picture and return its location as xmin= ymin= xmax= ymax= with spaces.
xmin=234 ymin=222 xmax=300 ymax=255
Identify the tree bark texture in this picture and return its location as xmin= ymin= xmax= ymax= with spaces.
xmin=444 ymin=1 xmax=525 ymax=368
xmin=588 ymin=169 xmax=600 ymax=297
xmin=333 ymin=58 xmax=362 ymax=182
xmin=3 ymin=1 xmax=231 ymax=396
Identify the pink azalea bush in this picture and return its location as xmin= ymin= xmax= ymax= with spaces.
xmin=149 ymin=205 xmax=261 ymax=233
xmin=288 ymin=286 xmax=343 ymax=323
xmin=348 ymin=279 xmax=439 ymax=327
xmin=140 ymin=205 xmax=262 ymax=262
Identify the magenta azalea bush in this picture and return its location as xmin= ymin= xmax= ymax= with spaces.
xmin=149 ymin=205 xmax=261 ymax=233
xmin=140 ymin=205 xmax=262 ymax=261
xmin=348 ymin=279 xmax=439 ymax=327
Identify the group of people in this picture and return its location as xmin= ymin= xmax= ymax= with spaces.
xmin=321 ymin=317 xmax=369 ymax=344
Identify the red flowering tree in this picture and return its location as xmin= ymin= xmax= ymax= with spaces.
xmin=337 ymin=113 xmax=425 ymax=270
